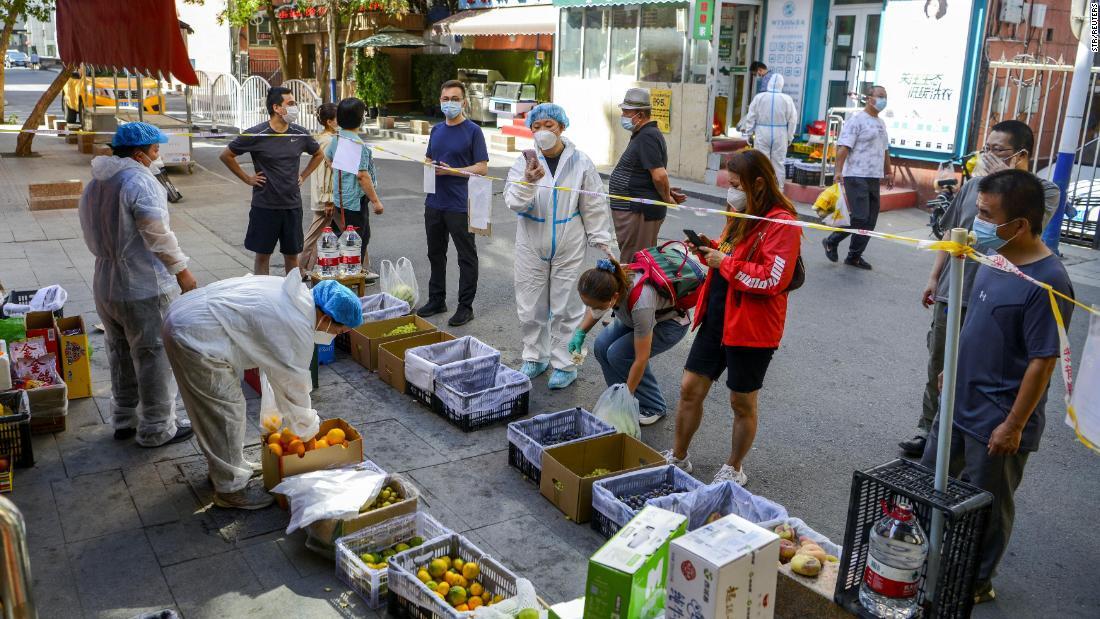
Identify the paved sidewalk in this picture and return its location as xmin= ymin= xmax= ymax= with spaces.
xmin=2 ymin=132 xmax=1098 ymax=619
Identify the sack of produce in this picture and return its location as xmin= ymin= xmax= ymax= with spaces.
xmin=380 ymin=257 xmax=420 ymax=308
xmin=592 ymin=383 xmax=641 ymax=439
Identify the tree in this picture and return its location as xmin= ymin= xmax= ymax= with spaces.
xmin=322 ymin=1 xmax=408 ymax=98
xmin=218 ymin=0 xmax=292 ymax=80
xmin=0 ymin=0 xmax=54 ymax=120
xmin=14 ymin=62 xmax=71 ymax=156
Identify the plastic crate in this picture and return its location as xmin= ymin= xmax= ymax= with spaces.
xmin=0 ymin=391 xmax=33 ymax=468
xmin=406 ymin=382 xmax=434 ymax=409
xmin=335 ymin=512 xmax=451 ymax=609
xmin=360 ymin=293 xmax=411 ymax=323
xmin=834 ymin=458 xmax=993 ymax=619
xmin=0 ymin=451 xmax=12 ymax=494
xmin=506 ymin=408 xmax=615 ymax=483
xmin=645 ymin=480 xmax=788 ymax=531
xmin=590 ymin=465 xmax=704 ymax=538
xmin=388 ymin=533 xmax=520 ymax=619
xmin=404 ymin=336 xmax=500 ymax=394
xmin=434 ymin=365 xmax=531 ymax=432
xmin=3 ymin=288 xmax=64 ymax=318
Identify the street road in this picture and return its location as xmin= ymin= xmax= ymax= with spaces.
xmin=2 ymin=65 xmax=64 ymax=122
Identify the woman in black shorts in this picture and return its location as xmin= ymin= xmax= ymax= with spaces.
xmin=663 ymin=149 xmax=802 ymax=486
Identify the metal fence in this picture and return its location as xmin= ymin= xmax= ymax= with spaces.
xmin=982 ymin=58 xmax=1100 ymax=248
xmin=283 ymin=79 xmax=322 ymax=133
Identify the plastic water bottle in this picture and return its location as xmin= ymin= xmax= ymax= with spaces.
xmin=316 ymin=227 xmax=340 ymax=278
xmin=338 ymin=225 xmax=362 ymax=276
xmin=859 ymin=499 xmax=928 ymax=618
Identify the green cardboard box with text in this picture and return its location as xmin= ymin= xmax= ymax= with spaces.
xmin=584 ymin=506 xmax=687 ymax=619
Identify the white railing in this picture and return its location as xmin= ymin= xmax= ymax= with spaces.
xmin=192 ymin=71 xmax=214 ymax=123
xmin=242 ymin=75 xmax=273 ymax=131
xmin=984 ymin=58 xmax=1100 ymax=247
xmin=211 ymin=73 xmax=243 ymax=132
xmin=283 ymin=79 xmax=322 ymax=133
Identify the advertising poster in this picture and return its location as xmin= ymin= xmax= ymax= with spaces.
xmin=875 ymin=0 xmax=975 ymax=155
xmin=651 ymin=89 xmax=673 ymax=133
xmin=761 ymin=0 xmax=811 ymax=112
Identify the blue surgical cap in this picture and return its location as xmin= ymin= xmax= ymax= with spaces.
xmin=312 ymin=280 xmax=363 ymax=328
xmin=111 ymin=122 xmax=171 ymax=148
xmin=525 ymin=103 xmax=569 ymax=130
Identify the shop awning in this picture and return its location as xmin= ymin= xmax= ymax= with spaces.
xmin=553 ymin=0 xmax=681 ymax=6
xmin=433 ymin=6 xmax=558 ymax=36
xmin=56 ymin=0 xmax=199 ymax=85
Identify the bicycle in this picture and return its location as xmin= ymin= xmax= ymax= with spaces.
xmin=926 ymin=155 xmax=971 ymax=239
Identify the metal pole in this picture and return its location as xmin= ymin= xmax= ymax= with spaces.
xmin=328 ymin=1 xmax=339 ymax=103
xmin=137 ymin=72 xmax=145 ymax=122
xmin=0 ymin=495 xmax=36 ymax=619
xmin=90 ymin=65 xmax=97 ymax=114
xmin=113 ymin=72 xmax=120 ymax=116
xmin=926 ymin=226 xmax=969 ymax=598
xmin=1041 ymin=31 xmax=1094 ymax=251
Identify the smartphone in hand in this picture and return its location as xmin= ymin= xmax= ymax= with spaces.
xmin=683 ymin=229 xmax=705 ymax=247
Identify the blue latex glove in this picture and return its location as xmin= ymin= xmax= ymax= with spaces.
xmin=568 ymin=328 xmax=587 ymax=355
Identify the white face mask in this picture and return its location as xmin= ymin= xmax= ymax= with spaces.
xmin=726 ymin=187 xmax=748 ymax=212
xmin=314 ymin=330 xmax=336 ymax=346
xmin=533 ymin=130 xmax=559 ymax=152
xmin=281 ymin=104 xmax=300 ymax=124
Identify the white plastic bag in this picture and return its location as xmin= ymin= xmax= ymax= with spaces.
xmin=1067 ymin=308 xmax=1100 ymax=452
xmin=271 ymin=466 xmax=386 ymax=534
xmin=472 ymin=578 xmax=544 ymax=619
xmin=823 ymin=183 xmax=851 ymax=228
xmin=2 ymin=284 xmax=68 ymax=317
xmin=593 ymin=383 xmax=641 ymax=439
xmin=380 ymin=257 xmax=420 ymax=308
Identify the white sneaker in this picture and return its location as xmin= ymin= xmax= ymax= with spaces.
xmin=713 ymin=464 xmax=748 ymax=486
xmin=638 ymin=411 xmax=666 ymax=427
xmin=364 ymin=270 xmax=380 ymax=282
xmin=213 ymin=480 xmax=274 ymax=510
xmin=660 ymin=449 xmax=693 ymax=474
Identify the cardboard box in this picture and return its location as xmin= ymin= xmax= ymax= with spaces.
xmin=349 ymin=316 xmax=437 ymax=370
xmin=27 ymin=383 xmax=68 ymax=434
xmin=540 ymin=433 xmax=664 ymax=523
xmin=666 ymin=513 xmax=780 ymax=619
xmin=305 ymin=474 xmax=418 ymax=550
xmin=57 ymin=316 xmax=91 ymax=399
xmin=24 ymin=311 xmax=61 ymax=374
xmin=261 ymin=418 xmax=364 ymax=491
xmin=584 ymin=506 xmax=687 ymax=619
xmin=377 ymin=331 xmax=455 ymax=393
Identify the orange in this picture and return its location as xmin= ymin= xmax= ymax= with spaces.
xmin=467 ymin=596 xmax=483 ymax=610
xmin=455 ymin=604 xmax=469 ymax=612
xmin=325 ymin=428 xmax=346 ymax=445
xmin=305 ymin=438 xmax=317 ymax=451
xmin=268 ymin=443 xmax=283 ymax=457
xmin=436 ymin=582 xmax=450 ymax=597
xmin=267 ymin=432 xmax=281 ymax=446
xmin=462 ymin=562 xmax=479 ymax=581
xmin=453 ymin=575 xmax=468 ymax=589
xmin=315 ymin=439 xmax=330 ymax=449
xmin=481 ymin=591 xmax=491 ymax=603
xmin=289 ymin=440 xmax=305 ymax=457
xmin=469 ymin=583 xmax=483 ymax=597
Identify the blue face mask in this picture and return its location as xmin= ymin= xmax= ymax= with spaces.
xmin=972 ymin=217 xmax=1015 ymax=253
xmin=620 ymin=115 xmax=636 ymax=131
xmin=873 ymin=97 xmax=888 ymax=112
xmin=441 ymin=101 xmax=463 ymax=120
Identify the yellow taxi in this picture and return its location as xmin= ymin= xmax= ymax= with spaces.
xmin=62 ymin=68 xmax=166 ymax=123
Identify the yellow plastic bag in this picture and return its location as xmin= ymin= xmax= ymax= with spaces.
xmin=813 ymin=183 xmax=840 ymax=218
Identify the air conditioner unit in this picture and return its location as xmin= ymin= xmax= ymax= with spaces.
xmin=1000 ymin=0 xmax=1025 ymax=23
xmin=1030 ymin=3 xmax=1047 ymax=28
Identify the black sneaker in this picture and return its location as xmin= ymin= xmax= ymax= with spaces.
xmin=448 ymin=306 xmax=474 ymax=327
xmin=898 ymin=434 xmax=926 ymax=458
xmin=114 ymin=427 xmax=137 ymax=440
xmin=822 ymin=238 xmax=838 ymax=263
xmin=844 ymin=256 xmax=873 ymax=270
xmin=416 ymin=301 xmax=448 ymax=318
xmin=138 ymin=425 xmax=194 ymax=448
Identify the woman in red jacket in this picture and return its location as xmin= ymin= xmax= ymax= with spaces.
xmin=665 ymin=149 xmax=802 ymax=486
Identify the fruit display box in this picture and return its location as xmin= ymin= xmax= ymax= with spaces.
xmin=335 ymin=511 xmax=451 ymax=609
xmin=388 ymin=532 xmax=520 ymax=619
xmin=591 ymin=465 xmax=704 ymax=539
xmin=507 ymin=408 xmax=616 ymax=484
xmin=349 ymin=315 xmax=436 ymax=371
xmin=834 ymin=458 xmax=992 ymax=619
xmin=404 ymin=336 xmax=500 ymax=395
xmin=434 ymin=364 xmax=531 ymax=432
xmin=306 ymin=473 xmax=420 ymax=552
xmin=645 ymin=479 xmax=788 ymax=532
xmin=540 ymin=433 xmax=665 ymax=524
xmin=261 ymin=418 xmax=364 ymax=492
xmin=0 ymin=390 xmax=34 ymax=468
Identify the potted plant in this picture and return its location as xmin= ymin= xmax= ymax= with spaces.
xmin=355 ymin=50 xmax=394 ymax=120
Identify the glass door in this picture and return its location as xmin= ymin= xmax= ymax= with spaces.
xmin=818 ymin=4 xmax=881 ymax=115
xmin=709 ymin=2 xmax=758 ymax=138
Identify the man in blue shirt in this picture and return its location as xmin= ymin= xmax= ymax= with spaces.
xmin=921 ymin=169 xmax=1074 ymax=604
xmin=417 ymin=80 xmax=489 ymax=327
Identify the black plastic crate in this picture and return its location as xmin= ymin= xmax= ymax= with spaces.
xmin=434 ymin=392 xmax=529 ymax=433
xmin=590 ymin=509 xmax=621 ymax=539
xmin=2 ymin=289 xmax=64 ymax=318
xmin=0 ymin=391 xmax=34 ymax=468
xmin=506 ymin=407 xmax=615 ymax=484
xmin=404 ymin=382 xmax=434 ymax=409
xmin=507 ymin=442 xmax=539 ymax=482
xmin=835 ymin=458 xmax=993 ymax=619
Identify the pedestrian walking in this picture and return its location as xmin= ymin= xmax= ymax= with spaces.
xmin=326 ymin=98 xmax=384 ymax=281
xmin=901 ymin=120 xmax=1064 ymax=457
xmin=664 ymin=149 xmax=801 ymax=486
xmin=299 ymin=103 xmax=338 ymax=275
xmin=219 ymin=86 xmax=324 ymax=276
xmin=750 ymin=61 xmax=783 ymax=94
xmin=822 ymin=85 xmax=892 ymax=270
xmin=162 ymin=275 xmax=362 ymax=510
xmin=503 ymin=103 xmax=618 ymax=389
xmin=743 ymin=78 xmax=798 ymax=188
xmin=572 ymin=259 xmax=690 ymax=425
xmin=416 ymin=80 xmax=489 ymax=327
xmin=920 ymin=169 xmax=1074 ymax=604
xmin=79 ymin=122 xmax=197 ymax=447
xmin=608 ymin=88 xmax=686 ymax=264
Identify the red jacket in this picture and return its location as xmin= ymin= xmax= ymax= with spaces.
xmin=692 ymin=207 xmax=801 ymax=348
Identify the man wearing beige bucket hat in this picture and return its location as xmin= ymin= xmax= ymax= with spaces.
xmin=608 ymin=87 xmax=686 ymax=264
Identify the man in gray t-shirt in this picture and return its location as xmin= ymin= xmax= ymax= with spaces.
xmin=899 ymin=120 xmax=1061 ymax=457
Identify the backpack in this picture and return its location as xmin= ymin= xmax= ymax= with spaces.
xmin=626 ymin=241 xmax=705 ymax=313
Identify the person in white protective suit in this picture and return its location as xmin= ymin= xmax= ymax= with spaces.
xmin=742 ymin=77 xmax=798 ymax=188
xmin=503 ymin=103 xmax=619 ymax=390
xmin=161 ymin=275 xmax=362 ymax=509
xmin=79 ymin=122 xmax=198 ymax=447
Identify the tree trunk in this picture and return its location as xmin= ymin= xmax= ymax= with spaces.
xmin=15 ymin=64 xmax=73 ymax=156
xmin=340 ymin=10 xmax=359 ymax=98
xmin=0 ymin=0 xmax=27 ymax=121
xmin=265 ymin=3 xmax=291 ymax=81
